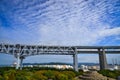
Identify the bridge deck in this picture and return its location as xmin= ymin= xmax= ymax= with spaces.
xmin=0 ymin=43 xmax=120 ymax=56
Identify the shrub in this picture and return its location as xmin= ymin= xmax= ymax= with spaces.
xmin=56 ymin=73 xmax=68 ymax=80
xmin=62 ymin=71 xmax=76 ymax=79
xmin=16 ymin=71 xmax=34 ymax=80
xmin=98 ymin=70 xmax=120 ymax=79
xmin=0 ymin=67 xmax=84 ymax=80
xmin=34 ymin=71 xmax=48 ymax=80
xmin=0 ymin=75 xmax=4 ymax=80
xmin=3 ymin=70 xmax=16 ymax=80
xmin=43 ymin=70 xmax=55 ymax=79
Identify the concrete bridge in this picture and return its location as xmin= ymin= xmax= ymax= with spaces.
xmin=0 ymin=43 xmax=120 ymax=71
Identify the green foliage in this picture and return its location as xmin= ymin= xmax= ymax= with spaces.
xmin=34 ymin=71 xmax=48 ymax=80
xmin=62 ymin=71 xmax=75 ymax=79
xmin=0 ymin=67 xmax=84 ymax=80
xmin=0 ymin=75 xmax=4 ymax=80
xmin=43 ymin=70 xmax=55 ymax=79
xmin=56 ymin=73 xmax=68 ymax=80
xmin=3 ymin=69 xmax=16 ymax=80
xmin=1 ymin=67 xmax=120 ymax=80
xmin=15 ymin=70 xmax=34 ymax=80
xmin=16 ymin=76 xmax=27 ymax=80
xmin=0 ymin=67 xmax=15 ymax=76
xmin=98 ymin=70 xmax=120 ymax=79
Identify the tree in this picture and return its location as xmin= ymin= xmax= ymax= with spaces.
xmin=3 ymin=70 xmax=16 ymax=80
xmin=56 ymin=73 xmax=68 ymax=80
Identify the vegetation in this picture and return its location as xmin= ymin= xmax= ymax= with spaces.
xmin=0 ymin=67 xmax=83 ymax=80
xmin=98 ymin=70 xmax=120 ymax=79
xmin=0 ymin=67 xmax=119 ymax=80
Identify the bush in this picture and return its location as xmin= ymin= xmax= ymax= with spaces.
xmin=98 ymin=70 xmax=120 ymax=79
xmin=3 ymin=70 xmax=16 ymax=80
xmin=56 ymin=73 xmax=68 ymax=80
xmin=0 ymin=67 xmax=85 ymax=80
xmin=43 ymin=70 xmax=55 ymax=79
xmin=62 ymin=71 xmax=76 ymax=79
xmin=34 ymin=70 xmax=48 ymax=80
xmin=16 ymin=71 xmax=34 ymax=80
xmin=0 ymin=75 xmax=4 ymax=80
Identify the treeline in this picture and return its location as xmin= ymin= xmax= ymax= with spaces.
xmin=0 ymin=67 xmax=119 ymax=80
xmin=0 ymin=67 xmax=83 ymax=80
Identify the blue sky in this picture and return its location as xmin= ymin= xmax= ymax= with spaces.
xmin=0 ymin=0 xmax=120 ymax=64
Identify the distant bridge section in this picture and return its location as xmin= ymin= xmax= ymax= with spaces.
xmin=0 ymin=43 xmax=120 ymax=71
xmin=77 ymin=46 xmax=120 ymax=54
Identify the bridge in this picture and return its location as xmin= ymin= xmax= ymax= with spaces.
xmin=0 ymin=43 xmax=120 ymax=71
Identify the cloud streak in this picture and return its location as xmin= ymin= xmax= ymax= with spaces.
xmin=0 ymin=0 xmax=120 ymax=63
xmin=0 ymin=0 xmax=120 ymax=45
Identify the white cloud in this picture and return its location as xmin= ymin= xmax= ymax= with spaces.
xmin=33 ymin=0 xmax=120 ymax=45
xmin=1 ymin=0 xmax=120 ymax=64
xmin=99 ymin=27 xmax=120 ymax=37
xmin=1 ymin=0 xmax=120 ymax=46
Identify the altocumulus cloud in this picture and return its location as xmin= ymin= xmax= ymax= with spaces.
xmin=0 ymin=0 xmax=120 ymax=64
xmin=0 ymin=0 xmax=120 ymax=45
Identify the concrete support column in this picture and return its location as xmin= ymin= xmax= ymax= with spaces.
xmin=16 ymin=53 xmax=20 ymax=69
xmin=20 ymin=58 xmax=23 ymax=70
xmin=20 ymin=56 xmax=25 ymax=70
xmin=73 ymin=48 xmax=78 ymax=72
xmin=98 ymin=48 xmax=107 ymax=70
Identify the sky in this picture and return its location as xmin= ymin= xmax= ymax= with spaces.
xmin=0 ymin=0 xmax=120 ymax=65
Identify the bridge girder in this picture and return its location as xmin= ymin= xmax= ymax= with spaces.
xmin=0 ymin=43 xmax=120 ymax=57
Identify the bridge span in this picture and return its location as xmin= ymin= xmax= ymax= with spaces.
xmin=0 ymin=43 xmax=120 ymax=71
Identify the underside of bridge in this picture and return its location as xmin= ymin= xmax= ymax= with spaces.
xmin=0 ymin=43 xmax=120 ymax=71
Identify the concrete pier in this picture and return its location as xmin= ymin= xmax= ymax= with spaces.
xmin=16 ymin=53 xmax=20 ymax=69
xmin=98 ymin=48 xmax=108 ymax=70
xmin=20 ymin=56 xmax=24 ymax=70
xmin=73 ymin=53 xmax=78 ymax=72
